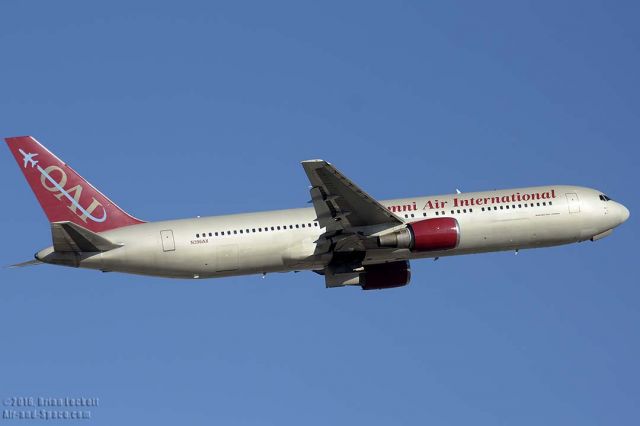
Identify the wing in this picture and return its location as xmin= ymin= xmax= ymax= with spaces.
xmin=302 ymin=159 xmax=403 ymax=233
xmin=302 ymin=160 xmax=413 ymax=289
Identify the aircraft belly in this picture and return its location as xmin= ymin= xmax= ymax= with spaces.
xmin=528 ymin=214 xmax=581 ymax=245
xmin=197 ymin=233 xmax=322 ymax=277
xmin=95 ymin=230 xmax=326 ymax=278
xmin=459 ymin=218 xmax=536 ymax=250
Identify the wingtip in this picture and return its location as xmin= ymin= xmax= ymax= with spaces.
xmin=301 ymin=159 xmax=334 ymax=168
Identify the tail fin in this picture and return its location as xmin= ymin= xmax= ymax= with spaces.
xmin=5 ymin=136 xmax=144 ymax=232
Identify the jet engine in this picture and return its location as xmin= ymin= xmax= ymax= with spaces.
xmin=324 ymin=260 xmax=411 ymax=290
xmin=378 ymin=217 xmax=459 ymax=252
xmin=361 ymin=261 xmax=411 ymax=290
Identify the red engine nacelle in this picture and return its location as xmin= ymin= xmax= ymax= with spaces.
xmin=361 ymin=261 xmax=411 ymax=290
xmin=378 ymin=217 xmax=460 ymax=252
xmin=410 ymin=217 xmax=459 ymax=251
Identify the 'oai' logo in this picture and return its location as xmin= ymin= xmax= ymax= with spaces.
xmin=19 ymin=149 xmax=107 ymax=223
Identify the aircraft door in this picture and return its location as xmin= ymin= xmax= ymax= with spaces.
xmin=160 ymin=230 xmax=176 ymax=252
xmin=566 ymin=193 xmax=580 ymax=214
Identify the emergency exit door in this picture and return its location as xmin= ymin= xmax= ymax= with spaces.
xmin=160 ymin=230 xmax=175 ymax=251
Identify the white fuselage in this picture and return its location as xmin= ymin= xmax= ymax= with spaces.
xmin=36 ymin=185 xmax=629 ymax=279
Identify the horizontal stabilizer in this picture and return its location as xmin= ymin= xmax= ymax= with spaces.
xmin=51 ymin=221 xmax=122 ymax=253
xmin=8 ymin=259 xmax=43 ymax=268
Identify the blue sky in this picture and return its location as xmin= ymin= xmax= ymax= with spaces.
xmin=1 ymin=1 xmax=638 ymax=424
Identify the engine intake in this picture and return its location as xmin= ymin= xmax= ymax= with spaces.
xmin=378 ymin=217 xmax=459 ymax=252
xmin=361 ymin=261 xmax=411 ymax=290
xmin=324 ymin=260 xmax=411 ymax=290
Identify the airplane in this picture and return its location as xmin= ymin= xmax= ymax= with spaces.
xmin=18 ymin=148 xmax=38 ymax=168
xmin=4 ymin=136 xmax=630 ymax=290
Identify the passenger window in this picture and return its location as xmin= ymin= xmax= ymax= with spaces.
xmin=277 ymin=226 xmax=280 ymax=230
xmin=435 ymin=211 xmax=439 ymax=216
xmin=506 ymin=205 xmax=509 ymax=209
xmin=549 ymin=201 xmax=553 ymax=205
xmin=209 ymin=232 xmax=212 ymax=237
xmin=500 ymin=206 xmax=503 ymax=210
xmin=196 ymin=234 xmax=199 ymax=238
xmin=302 ymin=224 xmax=306 ymax=228
xmin=537 ymin=202 xmax=540 ymax=206
xmin=481 ymin=207 xmax=485 ymax=211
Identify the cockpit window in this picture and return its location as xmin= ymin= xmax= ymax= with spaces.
xmin=599 ymin=194 xmax=613 ymax=201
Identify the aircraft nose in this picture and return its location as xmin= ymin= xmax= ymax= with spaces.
xmin=619 ymin=203 xmax=630 ymax=223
